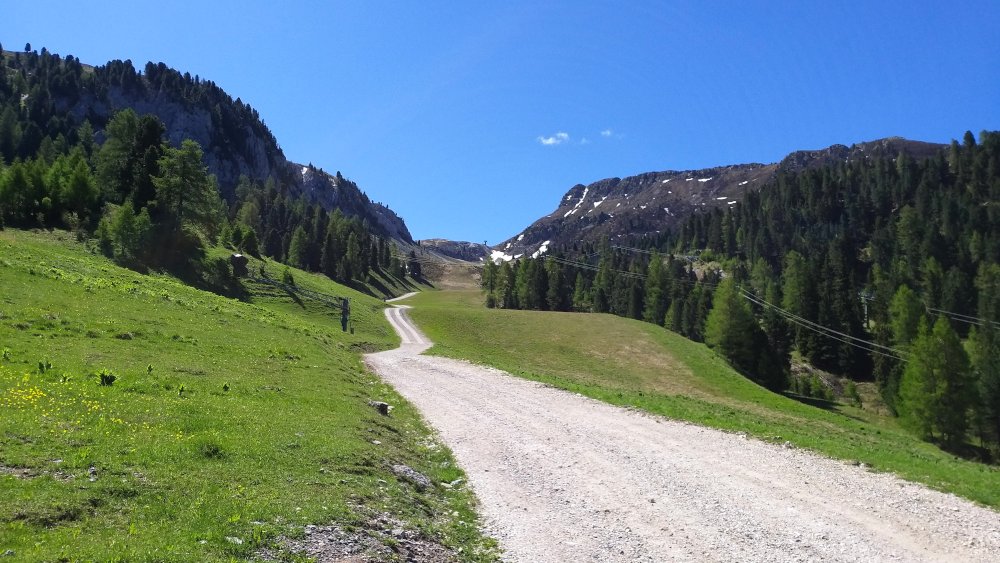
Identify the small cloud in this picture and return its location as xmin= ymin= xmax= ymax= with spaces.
xmin=601 ymin=129 xmax=613 ymax=137
xmin=580 ymin=137 xmax=590 ymax=145
xmin=538 ymin=132 xmax=569 ymax=146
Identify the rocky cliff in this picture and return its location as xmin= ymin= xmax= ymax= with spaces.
xmin=11 ymin=50 xmax=412 ymax=241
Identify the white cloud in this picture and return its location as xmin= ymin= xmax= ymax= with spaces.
xmin=580 ymin=137 xmax=590 ymax=145
xmin=601 ymin=129 xmax=613 ymax=137
xmin=538 ymin=131 xmax=569 ymax=146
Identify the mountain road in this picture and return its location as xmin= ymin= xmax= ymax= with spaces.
xmin=365 ymin=303 xmax=1000 ymax=562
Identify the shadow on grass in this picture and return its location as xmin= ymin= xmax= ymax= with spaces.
xmin=936 ymin=440 xmax=997 ymax=465
xmin=781 ymin=391 xmax=869 ymax=423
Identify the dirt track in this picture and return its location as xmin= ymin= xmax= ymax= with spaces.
xmin=365 ymin=304 xmax=1000 ymax=562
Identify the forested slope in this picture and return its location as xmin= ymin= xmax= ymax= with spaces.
xmin=0 ymin=43 xmax=414 ymax=290
xmin=483 ymin=130 xmax=1000 ymax=458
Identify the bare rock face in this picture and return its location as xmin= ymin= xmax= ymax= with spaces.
xmin=498 ymin=137 xmax=945 ymax=259
xmin=418 ymin=239 xmax=491 ymax=262
xmin=51 ymin=58 xmax=413 ymax=243
xmin=295 ymin=166 xmax=413 ymax=242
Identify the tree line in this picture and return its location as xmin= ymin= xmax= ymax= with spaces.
xmin=485 ymin=131 xmax=1000 ymax=458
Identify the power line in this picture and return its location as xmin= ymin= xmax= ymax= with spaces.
xmin=860 ymin=294 xmax=1000 ymax=329
xmin=925 ymin=307 xmax=1000 ymax=329
xmin=739 ymin=288 xmax=908 ymax=362
xmin=548 ymin=256 xmax=648 ymax=279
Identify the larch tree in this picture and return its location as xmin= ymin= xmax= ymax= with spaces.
xmin=972 ymin=264 xmax=1000 ymax=451
xmin=705 ymin=278 xmax=786 ymax=391
xmin=899 ymin=317 xmax=975 ymax=449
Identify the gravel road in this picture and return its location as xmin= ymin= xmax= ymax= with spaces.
xmin=365 ymin=305 xmax=1000 ymax=562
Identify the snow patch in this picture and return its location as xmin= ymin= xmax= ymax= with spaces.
xmin=738 ymin=180 xmax=749 ymax=186
xmin=593 ymin=196 xmax=607 ymax=209
xmin=640 ymin=205 xmax=647 ymax=210
xmin=698 ymin=178 xmax=713 ymax=183
xmin=301 ymin=166 xmax=309 ymax=176
xmin=490 ymin=250 xmax=515 ymax=263
xmin=728 ymin=201 xmax=737 ymax=205
xmin=517 ymin=234 xmax=524 ymax=241
xmin=504 ymin=242 xmax=511 ymax=250
xmin=685 ymin=178 xmax=694 ymax=182
xmin=530 ymin=240 xmax=551 ymax=259
xmin=716 ymin=196 xmax=728 ymax=200
xmin=661 ymin=179 xmax=671 ymax=183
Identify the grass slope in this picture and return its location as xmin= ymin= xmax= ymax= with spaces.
xmin=408 ymin=290 xmax=1000 ymax=509
xmin=0 ymin=231 xmax=495 ymax=562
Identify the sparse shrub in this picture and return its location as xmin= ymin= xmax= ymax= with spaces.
xmin=809 ymin=375 xmax=824 ymax=399
xmin=282 ymin=266 xmax=295 ymax=286
xmin=95 ymin=217 xmax=114 ymax=256
xmin=38 ymin=360 xmax=52 ymax=373
xmin=97 ymin=369 xmax=117 ymax=386
xmin=1 ymin=348 xmax=10 ymax=361
xmin=846 ymin=380 xmax=862 ymax=407
xmin=222 ymin=383 xmax=230 ymax=392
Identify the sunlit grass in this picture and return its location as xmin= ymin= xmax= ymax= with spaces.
xmin=0 ymin=231 xmax=495 ymax=561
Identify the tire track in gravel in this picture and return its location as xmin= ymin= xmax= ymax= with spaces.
xmin=365 ymin=304 xmax=1000 ymax=563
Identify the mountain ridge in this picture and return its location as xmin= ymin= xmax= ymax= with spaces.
xmin=496 ymin=137 xmax=945 ymax=260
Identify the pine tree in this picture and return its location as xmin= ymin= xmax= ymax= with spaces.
xmin=61 ymin=159 xmax=97 ymax=220
xmin=705 ymin=278 xmax=786 ymax=390
xmin=287 ymin=225 xmax=309 ymax=269
xmin=782 ymin=250 xmax=817 ymax=357
xmin=344 ymin=231 xmax=361 ymax=280
xmin=153 ymin=139 xmax=218 ymax=241
xmin=899 ymin=317 xmax=975 ymax=448
xmin=545 ymin=259 xmax=565 ymax=311
xmin=972 ymin=264 xmax=1000 ymax=451
xmin=890 ymin=284 xmax=925 ymax=348
xmin=498 ymin=261 xmax=516 ymax=309
xmin=241 ymin=228 xmax=259 ymax=257
xmin=572 ymin=272 xmax=590 ymax=312
xmin=642 ymin=251 xmax=667 ymax=325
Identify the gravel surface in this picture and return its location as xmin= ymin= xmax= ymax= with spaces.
xmin=366 ymin=305 xmax=1000 ymax=563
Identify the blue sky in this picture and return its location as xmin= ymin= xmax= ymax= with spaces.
xmin=5 ymin=1 xmax=999 ymax=244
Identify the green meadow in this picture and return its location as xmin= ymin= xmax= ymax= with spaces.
xmin=407 ymin=289 xmax=1000 ymax=509
xmin=0 ymin=231 xmax=496 ymax=562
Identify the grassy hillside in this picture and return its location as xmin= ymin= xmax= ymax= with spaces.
xmin=0 ymin=231 xmax=496 ymax=562
xmin=407 ymin=290 xmax=1000 ymax=509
